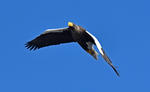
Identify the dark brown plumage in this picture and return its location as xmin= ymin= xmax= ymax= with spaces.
xmin=25 ymin=28 xmax=74 ymax=50
xmin=25 ymin=22 xmax=120 ymax=76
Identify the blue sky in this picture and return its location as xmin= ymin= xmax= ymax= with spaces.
xmin=0 ymin=0 xmax=150 ymax=92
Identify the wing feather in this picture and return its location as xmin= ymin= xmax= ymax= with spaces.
xmin=25 ymin=27 xmax=75 ymax=50
xmin=85 ymin=31 xmax=120 ymax=76
xmin=85 ymin=31 xmax=104 ymax=55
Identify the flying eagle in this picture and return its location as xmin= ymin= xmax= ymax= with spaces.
xmin=25 ymin=22 xmax=120 ymax=76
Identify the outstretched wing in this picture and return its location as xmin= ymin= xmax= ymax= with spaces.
xmin=25 ymin=27 xmax=75 ymax=50
xmin=85 ymin=31 xmax=120 ymax=76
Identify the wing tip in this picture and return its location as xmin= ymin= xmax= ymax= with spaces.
xmin=25 ymin=42 xmax=39 ymax=51
xmin=112 ymin=66 xmax=120 ymax=77
xmin=101 ymin=49 xmax=120 ymax=77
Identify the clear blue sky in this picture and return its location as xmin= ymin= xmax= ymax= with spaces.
xmin=0 ymin=0 xmax=150 ymax=92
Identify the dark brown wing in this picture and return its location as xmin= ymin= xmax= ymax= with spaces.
xmin=78 ymin=31 xmax=95 ymax=50
xmin=85 ymin=31 xmax=120 ymax=76
xmin=25 ymin=27 xmax=75 ymax=50
xmin=101 ymin=48 xmax=120 ymax=76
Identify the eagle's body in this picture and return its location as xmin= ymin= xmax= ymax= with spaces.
xmin=25 ymin=22 xmax=120 ymax=76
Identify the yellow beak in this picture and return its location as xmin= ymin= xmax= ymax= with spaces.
xmin=68 ymin=22 xmax=73 ymax=27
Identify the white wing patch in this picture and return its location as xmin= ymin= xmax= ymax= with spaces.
xmin=86 ymin=31 xmax=104 ymax=55
xmin=42 ymin=27 xmax=68 ymax=34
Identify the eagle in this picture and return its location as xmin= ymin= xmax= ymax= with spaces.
xmin=25 ymin=22 xmax=120 ymax=76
